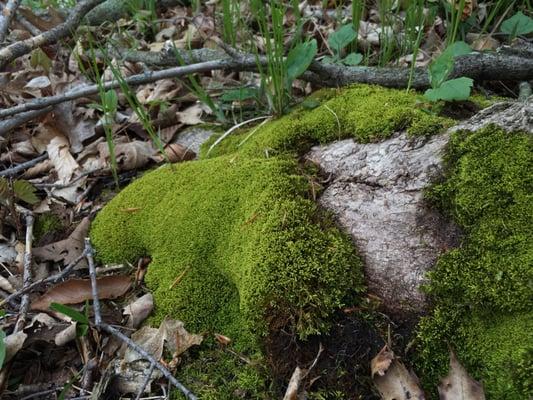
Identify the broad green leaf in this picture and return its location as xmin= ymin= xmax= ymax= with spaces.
xmin=429 ymin=41 xmax=471 ymax=88
xmin=0 ymin=330 xmax=5 ymax=370
xmin=12 ymin=180 xmax=38 ymax=205
xmin=342 ymin=52 xmax=363 ymax=66
xmin=286 ymin=39 xmax=317 ymax=84
xmin=321 ymin=55 xmax=335 ymax=64
xmin=328 ymin=24 xmax=357 ymax=55
xmin=501 ymin=12 xmax=533 ymax=36
xmin=220 ymin=87 xmax=259 ymax=102
xmin=103 ymin=89 xmax=118 ymax=112
xmin=424 ymin=77 xmax=474 ymax=102
xmin=30 ymin=48 xmax=52 ymax=74
xmin=50 ymin=303 xmax=90 ymax=325
xmin=301 ymin=98 xmax=321 ymax=110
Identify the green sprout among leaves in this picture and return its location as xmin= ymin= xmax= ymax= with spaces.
xmin=424 ymin=41 xmax=474 ymax=102
xmin=323 ymin=24 xmax=363 ymax=66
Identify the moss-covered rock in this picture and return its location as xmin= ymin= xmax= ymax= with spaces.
xmin=416 ymin=124 xmax=533 ymax=399
xmin=90 ymin=84 xmax=459 ymax=397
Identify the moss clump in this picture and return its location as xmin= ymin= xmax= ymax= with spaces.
xmin=203 ymin=84 xmax=452 ymax=159
xmin=91 ymin=84 xmax=453 ymax=397
xmin=416 ymin=124 xmax=533 ymax=399
xmin=33 ymin=213 xmax=62 ymax=244
xmin=91 ymin=155 xmax=364 ymax=346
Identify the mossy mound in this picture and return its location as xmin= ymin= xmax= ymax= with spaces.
xmin=91 ymin=155 xmax=364 ymax=345
xmin=417 ymin=124 xmax=533 ymax=399
xmin=91 ymin=84 xmax=455 ymax=397
xmin=204 ymin=84 xmax=452 ymax=159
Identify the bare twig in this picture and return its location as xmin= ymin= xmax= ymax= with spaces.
xmin=14 ymin=212 xmax=33 ymax=333
xmin=0 ymin=57 xmax=258 ymax=122
xmin=0 ymin=0 xmax=105 ymax=69
xmin=0 ymin=2 xmax=41 ymax=37
xmin=0 ymin=107 xmax=52 ymax=136
xmin=134 ymin=362 xmax=156 ymax=400
xmin=0 ymin=250 xmax=87 ymax=307
xmin=0 ymin=153 xmax=48 ymax=178
xmin=84 ymin=238 xmax=198 ymax=400
xmin=0 ymin=0 xmax=23 ymax=43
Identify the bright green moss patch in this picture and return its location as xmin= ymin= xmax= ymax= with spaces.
xmin=417 ymin=124 xmax=533 ymax=398
xmin=203 ymin=85 xmax=452 ymax=159
xmin=91 ymin=155 xmax=364 ymax=347
xmin=34 ymin=213 xmax=62 ymax=244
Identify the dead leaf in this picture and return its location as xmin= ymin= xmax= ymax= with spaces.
xmin=97 ymin=140 xmax=155 ymax=171
xmin=470 ymin=34 xmax=499 ymax=51
xmin=176 ymin=103 xmax=205 ymax=125
xmin=46 ymin=134 xmax=80 ymax=183
xmin=55 ymin=323 xmax=77 ymax=346
xmin=33 ymin=217 xmax=90 ymax=267
xmin=53 ymin=102 xmax=98 ymax=153
xmin=214 ymin=333 xmax=231 ymax=346
xmin=124 ymin=318 xmax=202 ymax=363
xmin=123 ymin=293 xmax=154 ymax=329
xmin=438 ymin=351 xmax=485 ymax=400
xmin=4 ymin=331 xmax=27 ymax=363
xmin=283 ymin=366 xmax=303 ymax=400
xmin=372 ymin=345 xmax=425 ymax=400
xmin=31 ymin=275 xmax=131 ymax=311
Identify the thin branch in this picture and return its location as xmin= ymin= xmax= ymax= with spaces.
xmin=0 ymin=107 xmax=52 ymax=136
xmin=0 ymin=57 xmax=258 ymax=121
xmin=84 ymin=238 xmax=198 ymax=400
xmin=0 ymin=153 xmax=48 ymax=177
xmin=0 ymin=0 xmax=105 ymax=69
xmin=14 ymin=212 xmax=33 ymax=333
xmin=0 ymin=0 xmax=23 ymax=43
xmin=0 ymin=250 xmax=87 ymax=307
xmin=134 ymin=362 xmax=156 ymax=400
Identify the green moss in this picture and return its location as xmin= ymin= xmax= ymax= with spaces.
xmin=202 ymin=85 xmax=452 ymax=159
xmin=33 ymin=213 xmax=62 ymax=243
xmin=417 ymin=125 xmax=533 ymax=398
xmin=90 ymin=84 xmax=454 ymax=397
xmin=172 ymin=341 xmax=269 ymax=400
xmin=91 ymin=155 xmax=364 ymax=346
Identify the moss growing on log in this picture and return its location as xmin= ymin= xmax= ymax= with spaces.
xmin=417 ymin=124 xmax=533 ymax=399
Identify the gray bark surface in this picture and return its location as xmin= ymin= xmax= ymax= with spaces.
xmin=306 ymin=99 xmax=532 ymax=312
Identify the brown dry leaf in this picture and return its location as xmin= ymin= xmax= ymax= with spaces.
xmin=18 ymin=6 xmax=63 ymax=31
xmin=471 ymin=35 xmax=499 ymax=51
xmin=124 ymin=318 xmax=202 ymax=363
xmin=123 ymin=293 xmax=154 ymax=329
xmin=151 ymin=143 xmax=195 ymax=163
xmin=371 ymin=345 xmax=394 ymax=377
xmin=176 ymin=103 xmax=205 ymax=125
xmin=97 ymin=140 xmax=155 ymax=171
xmin=23 ymin=159 xmax=52 ymax=178
xmin=283 ymin=366 xmax=304 ymax=400
xmin=33 ymin=217 xmax=90 ymax=266
xmin=438 ymin=351 xmax=485 ymax=400
xmin=53 ymin=102 xmax=98 ymax=153
xmin=4 ymin=331 xmax=27 ymax=363
xmin=448 ymin=0 xmax=477 ymax=20
xmin=372 ymin=345 xmax=425 ymax=400
xmin=47 ymin=134 xmax=80 ymax=183
xmin=31 ymin=275 xmax=131 ymax=311
xmin=214 ymin=333 xmax=231 ymax=346
xmin=136 ymin=79 xmax=181 ymax=104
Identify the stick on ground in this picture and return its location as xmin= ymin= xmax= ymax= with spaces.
xmin=84 ymin=238 xmax=198 ymax=400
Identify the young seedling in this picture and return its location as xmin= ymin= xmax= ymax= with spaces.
xmin=323 ymin=24 xmax=363 ymax=66
xmin=424 ymin=41 xmax=474 ymax=102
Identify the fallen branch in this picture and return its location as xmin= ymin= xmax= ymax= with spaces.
xmin=0 ymin=153 xmax=48 ymax=177
xmin=1 ymin=47 xmax=532 ymax=135
xmin=0 ymin=0 xmax=105 ymax=70
xmin=0 ymin=56 xmax=257 ymax=124
xmin=0 ymin=250 xmax=87 ymax=307
xmin=0 ymin=0 xmax=23 ymax=43
xmin=84 ymin=238 xmax=198 ymax=400
xmin=0 ymin=107 xmax=52 ymax=136
xmin=13 ymin=212 xmax=33 ymax=333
